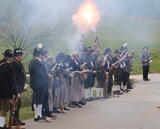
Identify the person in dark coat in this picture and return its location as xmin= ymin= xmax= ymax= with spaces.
xmin=112 ymin=49 xmax=123 ymax=95
xmin=120 ymin=54 xmax=133 ymax=91
xmin=103 ymin=48 xmax=114 ymax=98
xmin=95 ymin=57 xmax=106 ymax=99
xmin=69 ymin=53 xmax=83 ymax=107
xmin=79 ymin=48 xmax=95 ymax=101
xmin=11 ymin=48 xmax=26 ymax=126
xmin=52 ymin=53 xmax=67 ymax=113
xmin=40 ymin=48 xmax=55 ymax=118
xmin=29 ymin=48 xmax=50 ymax=121
xmin=63 ymin=55 xmax=72 ymax=106
xmin=126 ymin=53 xmax=134 ymax=90
xmin=0 ymin=50 xmax=18 ymax=129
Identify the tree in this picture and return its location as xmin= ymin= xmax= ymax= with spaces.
xmin=0 ymin=0 xmax=70 ymax=57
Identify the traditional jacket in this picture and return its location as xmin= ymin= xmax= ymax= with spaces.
xmin=79 ymin=54 xmax=95 ymax=89
xmin=12 ymin=58 xmax=26 ymax=93
xmin=104 ymin=55 xmax=113 ymax=72
xmin=141 ymin=51 xmax=150 ymax=66
xmin=0 ymin=59 xmax=18 ymax=98
xmin=29 ymin=57 xmax=49 ymax=90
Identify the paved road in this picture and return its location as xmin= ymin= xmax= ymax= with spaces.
xmin=25 ymin=74 xmax=160 ymax=129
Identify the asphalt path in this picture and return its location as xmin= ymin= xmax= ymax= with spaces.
xmin=25 ymin=74 xmax=160 ymax=129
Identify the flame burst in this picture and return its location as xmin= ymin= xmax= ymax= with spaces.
xmin=72 ymin=0 xmax=100 ymax=34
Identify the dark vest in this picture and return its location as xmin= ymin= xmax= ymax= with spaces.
xmin=12 ymin=58 xmax=26 ymax=93
xmin=29 ymin=58 xmax=49 ymax=90
xmin=0 ymin=59 xmax=18 ymax=99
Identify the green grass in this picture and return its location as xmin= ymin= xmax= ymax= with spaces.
xmin=19 ymin=106 xmax=34 ymax=121
xmin=6 ymin=106 xmax=34 ymax=124
xmin=0 ymin=14 xmax=160 ymax=74
xmin=84 ymin=15 xmax=160 ymax=74
xmin=21 ymin=88 xmax=32 ymax=108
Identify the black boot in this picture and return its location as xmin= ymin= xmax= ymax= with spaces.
xmin=79 ymin=101 xmax=86 ymax=105
xmin=17 ymin=120 xmax=25 ymax=126
xmin=13 ymin=120 xmax=21 ymax=126
xmin=64 ymin=107 xmax=70 ymax=111
xmin=75 ymin=103 xmax=82 ymax=108
xmin=53 ymin=108 xmax=61 ymax=113
xmin=34 ymin=116 xmax=41 ymax=122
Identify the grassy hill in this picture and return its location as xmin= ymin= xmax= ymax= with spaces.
xmin=84 ymin=14 xmax=160 ymax=74
xmin=0 ymin=13 xmax=160 ymax=74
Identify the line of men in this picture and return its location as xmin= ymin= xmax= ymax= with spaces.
xmin=29 ymin=43 xmax=135 ymax=122
xmin=0 ymin=43 xmax=135 ymax=128
xmin=0 ymin=49 xmax=26 ymax=129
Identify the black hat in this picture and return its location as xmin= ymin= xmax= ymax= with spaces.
xmin=143 ymin=46 xmax=149 ymax=49
xmin=33 ymin=48 xmax=43 ymax=57
xmin=64 ymin=55 xmax=72 ymax=63
xmin=104 ymin=48 xmax=111 ymax=54
xmin=114 ymin=49 xmax=121 ymax=54
xmin=13 ymin=48 xmax=23 ymax=56
xmin=41 ymin=48 xmax=48 ymax=55
xmin=55 ymin=52 xmax=65 ymax=63
xmin=83 ymin=47 xmax=89 ymax=52
xmin=88 ymin=46 xmax=92 ymax=49
xmin=3 ymin=49 xmax=13 ymax=57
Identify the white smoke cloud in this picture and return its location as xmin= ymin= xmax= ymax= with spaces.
xmin=3 ymin=0 xmax=159 ymax=52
